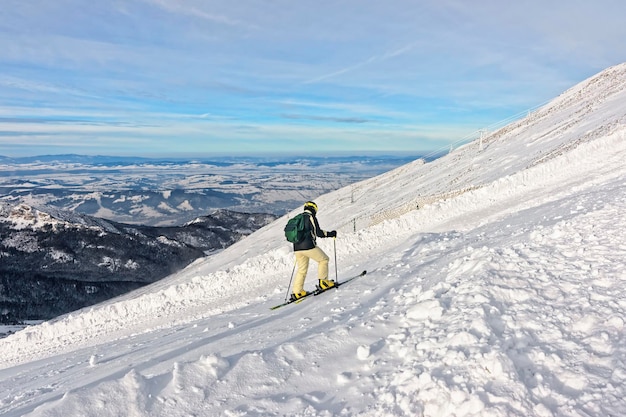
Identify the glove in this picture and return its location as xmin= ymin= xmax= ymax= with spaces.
xmin=327 ymin=230 xmax=337 ymax=238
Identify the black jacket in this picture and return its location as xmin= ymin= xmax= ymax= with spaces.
xmin=293 ymin=211 xmax=330 ymax=251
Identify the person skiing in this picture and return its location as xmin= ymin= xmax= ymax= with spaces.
xmin=290 ymin=201 xmax=337 ymax=301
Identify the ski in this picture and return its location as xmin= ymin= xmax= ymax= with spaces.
xmin=269 ymin=289 xmax=316 ymax=310
xmin=329 ymin=269 xmax=367 ymax=288
xmin=270 ymin=270 xmax=367 ymax=310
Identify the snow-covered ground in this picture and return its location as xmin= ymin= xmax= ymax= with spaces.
xmin=1 ymin=63 xmax=626 ymax=417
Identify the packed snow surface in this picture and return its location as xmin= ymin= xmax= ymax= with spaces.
xmin=1 ymin=64 xmax=626 ymax=416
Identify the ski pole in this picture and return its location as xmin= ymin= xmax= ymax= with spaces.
xmin=284 ymin=259 xmax=296 ymax=301
xmin=333 ymin=237 xmax=338 ymax=281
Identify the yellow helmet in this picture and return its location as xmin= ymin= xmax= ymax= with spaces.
xmin=304 ymin=201 xmax=318 ymax=214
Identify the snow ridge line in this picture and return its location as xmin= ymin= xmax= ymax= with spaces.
xmin=362 ymin=120 xmax=626 ymax=231
xmin=422 ymin=130 xmax=626 ymax=231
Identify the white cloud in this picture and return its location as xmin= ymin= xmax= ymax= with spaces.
xmin=140 ymin=0 xmax=256 ymax=29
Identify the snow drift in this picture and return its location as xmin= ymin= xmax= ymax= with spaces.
xmin=1 ymin=63 xmax=626 ymax=417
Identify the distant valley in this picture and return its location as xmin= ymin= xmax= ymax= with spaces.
xmin=0 ymin=154 xmax=425 ymax=226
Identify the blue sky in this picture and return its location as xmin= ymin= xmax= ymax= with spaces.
xmin=1 ymin=0 xmax=625 ymax=157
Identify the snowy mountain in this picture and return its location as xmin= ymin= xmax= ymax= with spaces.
xmin=1 ymin=63 xmax=625 ymax=417
xmin=0 ymin=203 xmax=276 ymax=324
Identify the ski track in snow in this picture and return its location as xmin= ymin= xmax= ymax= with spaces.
xmin=1 ymin=64 xmax=626 ymax=417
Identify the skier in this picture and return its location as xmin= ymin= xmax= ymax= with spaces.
xmin=290 ymin=201 xmax=337 ymax=301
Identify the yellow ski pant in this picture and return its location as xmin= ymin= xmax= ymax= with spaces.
xmin=292 ymin=247 xmax=329 ymax=294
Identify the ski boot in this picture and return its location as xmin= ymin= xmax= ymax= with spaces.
xmin=290 ymin=290 xmax=309 ymax=302
xmin=318 ymin=278 xmax=337 ymax=291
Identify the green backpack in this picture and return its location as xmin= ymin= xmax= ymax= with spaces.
xmin=284 ymin=213 xmax=308 ymax=243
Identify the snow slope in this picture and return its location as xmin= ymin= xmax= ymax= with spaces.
xmin=1 ymin=63 xmax=626 ymax=417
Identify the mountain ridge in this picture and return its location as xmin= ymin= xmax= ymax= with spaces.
xmin=0 ymin=202 xmax=277 ymax=324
